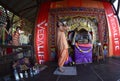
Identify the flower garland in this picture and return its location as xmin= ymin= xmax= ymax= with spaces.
xmin=75 ymin=44 xmax=92 ymax=53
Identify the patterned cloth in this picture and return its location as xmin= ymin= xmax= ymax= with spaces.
xmin=74 ymin=44 xmax=92 ymax=64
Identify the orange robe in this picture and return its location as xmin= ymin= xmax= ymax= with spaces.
xmin=57 ymin=27 xmax=69 ymax=67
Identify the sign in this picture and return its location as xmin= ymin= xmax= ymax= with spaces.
xmin=34 ymin=2 xmax=51 ymax=64
xmin=103 ymin=2 xmax=120 ymax=56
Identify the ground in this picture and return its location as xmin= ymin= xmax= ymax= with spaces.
xmin=26 ymin=58 xmax=120 ymax=81
xmin=1 ymin=57 xmax=120 ymax=81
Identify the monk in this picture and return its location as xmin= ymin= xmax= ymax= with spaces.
xmin=56 ymin=21 xmax=69 ymax=72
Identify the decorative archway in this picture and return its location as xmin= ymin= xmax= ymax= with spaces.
xmin=35 ymin=1 xmax=120 ymax=64
xmin=64 ymin=16 xmax=98 ymax=44
xmin=48 ymin=7 xmax=109 ymax=61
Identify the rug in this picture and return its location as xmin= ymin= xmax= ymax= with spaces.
xmin=53 ymin=66 xmax=77 ymax=75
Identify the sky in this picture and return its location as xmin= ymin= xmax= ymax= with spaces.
xmin=113 ymin=0 xmax=120 ymax=18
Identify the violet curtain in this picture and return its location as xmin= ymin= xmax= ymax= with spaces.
xmin=74 ymin=44 xmax=92 ymax=64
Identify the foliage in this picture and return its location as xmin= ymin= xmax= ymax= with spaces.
xmin=0 ymin=5 xmax=34 ymax=34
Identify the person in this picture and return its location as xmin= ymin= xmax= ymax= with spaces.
xmin=56 ymin=21 xmax=69 ymax=72
xmin=19 ymin=31 xmax=29 ymax=45
xmin=12 ymin=31 xmax=20 ymax=46
xmin=19 ymin=31 xmax=29 ymax=57
xmin=12 ymin=27 xmax=20 ymax=46
xmin=103 ymin=45 xmax=108 ymax=60
xmin=96 ymin=41 xmax=104 ymax=62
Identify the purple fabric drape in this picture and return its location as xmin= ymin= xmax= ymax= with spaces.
xmin=74 ymin=44 xmax=92 ymax=64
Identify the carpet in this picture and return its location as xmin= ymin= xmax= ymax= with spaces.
xmin=53 ymin=66 xmax=77 ymax=75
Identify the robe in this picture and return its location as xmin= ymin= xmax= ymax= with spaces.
xmin=56 ymin=26 xmax=69 ymax=67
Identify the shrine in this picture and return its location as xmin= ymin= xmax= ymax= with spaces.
xmin=34 ymin=0 xmax=120 ymax=64
xmin=0 ymin=0 xmax=120 ymax=81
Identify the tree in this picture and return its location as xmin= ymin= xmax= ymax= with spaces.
xmin=0 ymin=5 xmax=34 ymax=34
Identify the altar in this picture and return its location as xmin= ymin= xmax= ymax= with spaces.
xmin=74 ymin=43 xmax=92 ymax=64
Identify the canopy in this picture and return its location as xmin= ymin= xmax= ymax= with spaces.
xmin=0 ymin=0 xmax=116 ymax=23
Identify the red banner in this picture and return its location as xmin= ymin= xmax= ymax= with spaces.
xmin=34 ymin=2 xmax=51 ymax=64
xmin=103 ymin=2 xmax=120 ymax=56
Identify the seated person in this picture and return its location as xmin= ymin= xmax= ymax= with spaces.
xmin=20 ymin=57 xmax=31 ymax=71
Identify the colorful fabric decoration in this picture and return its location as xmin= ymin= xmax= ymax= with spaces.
xmin=75 ymin=43 xmax=92 ymax=53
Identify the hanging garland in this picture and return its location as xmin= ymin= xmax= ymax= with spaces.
xmin=75 ymin=43 xmax=92 ymax=53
